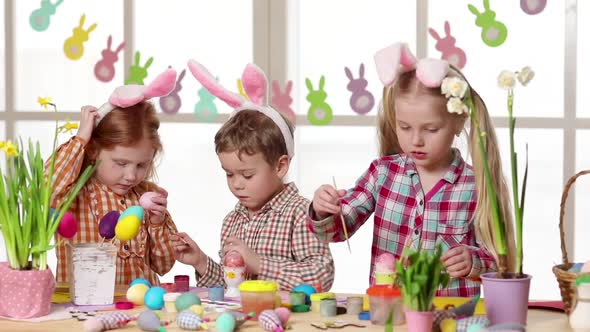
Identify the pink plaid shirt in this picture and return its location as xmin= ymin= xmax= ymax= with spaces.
xmin=310 ymin=150 xmax=496 ymax=296
xmin=196 ymin=183 xmax=335 ymax=291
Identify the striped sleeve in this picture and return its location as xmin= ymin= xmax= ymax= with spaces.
xmin=46 ymin=136 xmax=87 ymax=205
xmin=147 ymin=212 xmax=178 ymax=275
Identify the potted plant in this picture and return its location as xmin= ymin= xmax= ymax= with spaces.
xmin=0 ymin=100 xmax=95 ymax=318
xmin=396 ymin=244 xmax=449 ymax=332
xmin=453 ymin=67 xmax=534 ymax=325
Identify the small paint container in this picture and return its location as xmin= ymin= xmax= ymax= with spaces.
xmin=239 ymin=280 xmax=278 ymax=319
xmin=320 ymin=298 xmax=337 ymax=317
xmin=174 ymin=275 xmax=190 ymax=292
xmin=347 ymin=296 xmax=363 ymax=315
xmin=164 ymin=292 xmax=181 ymax=313
xmin=310 ymin=292 xmax=335 ymax=313
xmin=366 ymin=285 xmax=404 ymax=326
xmin=290 ymin=291 xmax=306 ymax=306
xmin=161 ymin=282 xmax=176 ymax=293
xmin=208 ymin=285 xmax=225 ymax=302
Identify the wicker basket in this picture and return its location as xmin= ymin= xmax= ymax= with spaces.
xmin=552 ymin=170 xmax=590 ymax=314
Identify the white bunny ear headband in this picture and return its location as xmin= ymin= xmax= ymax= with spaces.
xmin=96 ymin=68 xmax=178 ymax=126
xmin=187 ymin=60 xmax=295 ymax=159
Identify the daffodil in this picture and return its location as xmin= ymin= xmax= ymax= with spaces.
xmin=3 ymin=140 xmax=18 ymax=156
xmin=58 ymin=118 xmax=79 ymax=134
xmin=37 ymin=96 xmax=54 ymax=109
xmin=0 ymin=141 xmax=5 ymax=149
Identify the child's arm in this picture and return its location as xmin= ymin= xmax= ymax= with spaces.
xmin=172 ymin=233 xmax=225 ymax=287
xmin=146 ymin=212 xmax=178 ymax=275
xmin=310 ymin=160 xmax=382 ymax=243
xmin=259 ymin=204 xmax=335 ymax=291
xmin=464 ymin=243 xmax=497 ymax=277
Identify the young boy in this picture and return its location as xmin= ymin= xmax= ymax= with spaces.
xmin=172 ymin=61 xmax=334 ymax=291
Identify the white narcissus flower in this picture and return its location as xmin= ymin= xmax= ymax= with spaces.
xmin=497 ymin=70 xmax=517 ymax=90
xmin=441 ymin=77 xmax=468 ymax=98
xmin=517 ymin=66 xmax=535 ymax=86
xmin=447 ymin=97 xmax=468 ymax=115
xmin=441 ymin=78 xmax=452 ymax=98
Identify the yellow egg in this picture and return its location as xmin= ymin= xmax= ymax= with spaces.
xmin=189 ymin=304 xmax=204 ymax=317
xmin=115 ymin=215 xmax=141 ymax=241
xmin=126 ymin=283 xmax=149 ymax=305
xmin=440 ymin=318 xmax=457 ymax=332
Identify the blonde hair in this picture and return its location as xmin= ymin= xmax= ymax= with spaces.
xmin=377 ymin=68 xmax=516 ymax=272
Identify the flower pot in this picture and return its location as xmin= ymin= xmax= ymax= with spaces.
xmin=481 ymin=272 xmax=532 ymax=325
xmin=404 ymin=310 xmax=433 ymax=332
xmin=68 ymin=243 xmax=117 ymax=305
xmin=0 ymin=262 xmax=56 ymax=318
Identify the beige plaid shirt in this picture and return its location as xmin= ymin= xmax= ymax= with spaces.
xmin=48 ymin=136 xmax=177 ymax=285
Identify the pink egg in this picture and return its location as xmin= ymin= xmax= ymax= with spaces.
xmin=139 ymin=192 xmax=161 ymax=211
xmin=224 ymin=250 xmax=245 ymax=267
xmin=274 ymin=307 xmax=290 ymax=327
xmin=57 ymin=212 xmax=78 ymax=238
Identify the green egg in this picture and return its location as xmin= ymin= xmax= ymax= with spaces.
xmin=175 ymin=292 xmax=201 ymax=312
xmin=119 ymin=205 xmax=145 ymax=221
xmin=216 ymin=312 xmax=236 ymax=332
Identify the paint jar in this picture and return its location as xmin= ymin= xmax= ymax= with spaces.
xmin=310 ymin=292 xmax=335 ymax=313
xmin=290 ymin=291 xmax=306 ymax=306
xmin=366 ymin=285 xmax=404 ymax=325
xmin=320 ymin=298 xmax=337 ymax=317
xmin=347 ymin=296 xmax=363 ymax=315
xmin=239 ymin=280 xmax=278 ymax=319
xmin=174 ymin=275 xmax=190 ymax=292
xmin=161 ymin=282 xmax=176 ymax=293
xmin=164 ymin=292 xmax=181 ymax=313
xmin=68 ymin=243 xmax=117 ymax=305
xmin=208 ymin=285 xmax=224 ymax=302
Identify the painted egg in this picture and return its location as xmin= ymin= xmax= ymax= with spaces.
xmin=130 ymin=278 xmax=151 ymax=288
xmin=126 ymin=283 xmax=150 ymax=305
xmin=216 ymin=312 xmax=236 ymax=332
xmin=115 ymin=215 xmax=141 ymax=241
xmin=274 ymin=307 xmax=290 ymax=327
xmin=259 ymin=309 xmax=282 ymax=332
xmin=144 ymin=286 xmax=166 ymax=310
xmin=176 ymin=310 xmax=207 ymax=330
xmin=175 ymin=293 xmax=201 ymax=312
xmin=140 ymin=192 xmax=161 ymax=211
xmin=98 ymin=211 xmax=120 ymax=239
xmin=119 ymin=205 xmax=145 ymax=221
xmin=57 ymin=211 xmax=78 ymax=238
xmin=224 ymin=250 xmax=245 ymax=267
xmin=137 ymin=310 xmax=162 ymax=332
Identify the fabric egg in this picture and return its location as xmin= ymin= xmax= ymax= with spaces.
xmin=99 ymin=211 xmax=120 ymax=239
xmin=115 ymin=215 xmax=141 ymax=241
xmin=259 ymin=309 xmax=283 ymax=332
xmin=189 ymin=304 xmax=204 ymax=317
xmin=130 ymin=277 xmax=151 ymax=288
xmin=127 ymin=283 xmax=150 ymax=305
xmin=137 ymin=310 xmax=162 ymax=332
xmin=83 ymin=317 xmax=104 ymax=332
xmin=274 ymin=307 xmax=290 ymax=327
xmin=216 ymin=312 xmax=236 ymax=332
xmin=175 ymin=293 xmax=201 ymax=312
xmin=57 ymin=211 xmax=78 ymax=238
xmin=140 ymin=192 xmax=161 ymax=211
xmin=119 ymin=205 xmax=145 ymax=221
xmin=144 ymin=286 xmax=166 ymax=310
xmin=177 ymin=310 xmax=207 ymax=330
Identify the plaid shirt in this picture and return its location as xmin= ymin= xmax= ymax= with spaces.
xmin=310 ymin=150 xmax=496 ymax=297
xmin=196 ymin=182 xmax=335 ymax=291
xmin=48 ymin=136 xmax=177 ymax=285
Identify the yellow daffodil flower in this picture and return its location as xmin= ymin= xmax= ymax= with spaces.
xmin=37 ymin=96 xmax=54 ymax=110
xmin=58 ymin=118 xmax=79 ymax=134
xmin=0 ymin=141 xmax=5 ymax=149
xmin=2 ymin=140 xmax=18 ymax=157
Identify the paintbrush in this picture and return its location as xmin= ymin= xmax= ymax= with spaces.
xmin=332 ymin=176 xmax=351 ymax=253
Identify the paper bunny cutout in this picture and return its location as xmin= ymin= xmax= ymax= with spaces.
xmin=159 ymin=68 xmax=185 ymax=114
xmin=520 ymin=0 xmax=546 ymax=15
xmin=96 ymin=68 xmax=177 ymax=124
xmin=306 ymin=76 xmax=333 ymax=125
xmin=374 ymin=42 xmax=450 ymax=88
xmin=187 ymin=60 xmax=294 ymax=158
xmin=64 ymin=14 xmax=97 ymax=60
xmin=30 ymin=0 xmax=63 ymax=32
xmin=271 ymin=80 xmax=296 ymax=124
xmin=428 ymin=21 xmax=467 ymax=69
xmin=94 ymin=35 xmax=126 ymax=83
xmin=468 ymin=0 xmax=508 ymax=47
xmin=126 ymin=51 xmax=154 ymax=85
xmin=344 ymin=64 xmax=375 ymax=114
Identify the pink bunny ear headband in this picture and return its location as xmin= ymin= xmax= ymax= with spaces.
xmin=96 ymin=68 xmax=177 ymax=125
xmin=187 ymin=60 xmax=295 ymax=159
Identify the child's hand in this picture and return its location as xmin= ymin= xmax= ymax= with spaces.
xmin=146 ymin=187 xmax=168 ymax=225
xmin=77 ymin=105 xmax=100 ymax=143
xmin=172 ymin=232 xmax=206 ymax=269
xmin=441 ymin=245 xmax=472 ymax=278
xmin=312 ymin=184 xmax=347 ymax=219
xmin=223 ymin=236 xmax=261 ymax=275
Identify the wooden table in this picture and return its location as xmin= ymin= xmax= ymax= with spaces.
xmin=0 ymin=307 xmax=571 ymax=331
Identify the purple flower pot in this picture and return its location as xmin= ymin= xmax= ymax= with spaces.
xmin=481 ymin=272 xmax=532 ymax=325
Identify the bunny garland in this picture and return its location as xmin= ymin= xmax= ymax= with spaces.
xmin=30 ymin=0 xmax=63 ymax=32
xmin=159 ymin=69 xmax=186 ymax=114
xmin=64 ymin=14 xmax=97 ymax=60
xmin=428 ymin=21 xmax=467 ymax=69
xmin=467 ymin=0 xmax=508 ymax=47
xmin=187 ymin=60 xmax=295 ymax=159
xmin=94 ymin=35 xmax=126 ymax=83
xmin=96 ymin=68 xmax=177 ymax=125
xmin=344 ymin=64 xmax=375 ymax=114
xmin=374 ymin=42 xmax=450 ymax=88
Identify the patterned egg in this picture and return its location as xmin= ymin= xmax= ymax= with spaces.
xmin=130 ymin=277 xmax=151 ymax=288
xmin=259 ymin=309 xmax=283 ymax=332
xmin=126 ymin=283 xmax=150 ymax=305
xmin=119 ymin=205 xmax=145 ymax=221
xmin=57 ymin=211 xmax=78 ymax=238
xmin=175 ymin=293 xmax=201 ymax=312
xmin=274 ymin=307 xmax=290 ymax=327
xmin=144 ymin=286 xmax=166 ymax=310
xmin=137 ymin=310 xmax=162 ymax=332
xmin=98 ymin=211 xmax=120 ymax=239
xmin=216 ymin=312 xmax=236 ymax=332
xmin=177 ymin=310 xmax=207 ymax=330
xmin=139 ymin=192 xmax=161 ymax=211
xmin=115 ymin=215 xmax=141 ymax=241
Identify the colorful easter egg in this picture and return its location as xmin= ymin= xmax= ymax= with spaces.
xmin=144 ymin=286 xmax=166 ymax=310
xmin=99 ymin=211 xmax=120 ymax=239
xmin=224 ymin=250 xmax=245 ymax=267
xmin=137 ymin=310 xmax=162 ymax=332
xmin=57 ymin=211 xmax=78 ymax=238
xmin=176 ymin=310 xmax=208 ymax=330
xmin=216 ymin=312 xmax=236 ymax=332
xmin=119 ymin=205 xmax=144 ymax=221
xmin=115 ymin=215 xmax=141 ymax=241
xmin=259 ymin=309 xmax=282 ymax=332
xmin=175 ymin=293 xmax=201 ymax=312
xmin=139 ymin=192 xmax=161 ymax=211
xmin=127 ymin=283 xmax=150 ymax=305
xmin=274 ymin=307 xmax=290 ymax=327
xmin=130 ymin=278 xmax=151 ymax=288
